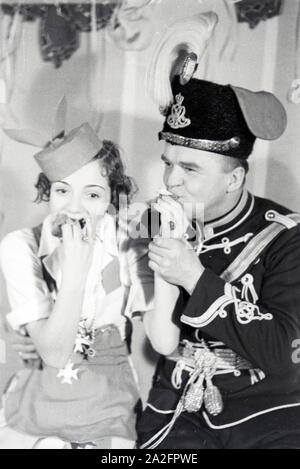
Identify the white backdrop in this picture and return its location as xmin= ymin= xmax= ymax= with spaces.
xmin=1 ymin=0 xmax=300 ymax=400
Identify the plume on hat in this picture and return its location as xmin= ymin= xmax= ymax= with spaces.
xmin=146 ymin=12 xmax=218 ymax=113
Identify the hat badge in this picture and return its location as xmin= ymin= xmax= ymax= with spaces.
xmin=167 ymin=93 xmax=191 ymax=129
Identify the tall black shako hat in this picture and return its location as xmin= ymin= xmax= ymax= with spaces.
xmin=159 ymin=76 xmax=287 ymax=159
xmin=147 ymin=13 xmax=287 ymax=160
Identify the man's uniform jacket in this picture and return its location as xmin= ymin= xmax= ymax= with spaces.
xmin=138 ymin=190 xmax=300 ymax=441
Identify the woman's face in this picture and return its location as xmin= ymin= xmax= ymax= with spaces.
xmin=49 ymin=159 xmax=111 ymax=230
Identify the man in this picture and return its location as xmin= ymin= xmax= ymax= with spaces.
xmin=137 ymin=73 xmax=300 ymax=449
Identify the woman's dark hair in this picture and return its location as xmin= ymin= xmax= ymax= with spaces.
xmin=35 ymin=140 xmax=137 ymax=211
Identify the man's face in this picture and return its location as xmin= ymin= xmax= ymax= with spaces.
xmin=162 ymin=142 xmax=231 ymax=222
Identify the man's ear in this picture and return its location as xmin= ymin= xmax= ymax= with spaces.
xmin=227 ymin=166 xmax=246 ymax=193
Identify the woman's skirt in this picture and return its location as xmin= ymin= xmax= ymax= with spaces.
xmin=0 ymin=325 xmax=140 ymax=449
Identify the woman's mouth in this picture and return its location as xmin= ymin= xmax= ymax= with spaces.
xmin=51 ymin=214 xmax=87 ymax=238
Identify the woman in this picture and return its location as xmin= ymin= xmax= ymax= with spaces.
xmin=0 ymin=122 xmax=154 ymax=449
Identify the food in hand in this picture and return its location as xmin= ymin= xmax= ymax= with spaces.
xmin=51 ymin=213 xmax=86 ymax=238
xmin=147 ymin=188 xmax=179 ymax=207
xmin=145 ymin=189 xmax=181 ymax=237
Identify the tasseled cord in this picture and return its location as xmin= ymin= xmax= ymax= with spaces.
xmin=139 ymin=365 xmax=202 ymax=449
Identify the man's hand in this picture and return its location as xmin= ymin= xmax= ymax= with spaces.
xmin=9 ymin=329 xmax=40 ymax=360
xmin=153 ymin=195 xmax=191 ymax=239
xmin=148 ymin=237 xmax=204 ymax=294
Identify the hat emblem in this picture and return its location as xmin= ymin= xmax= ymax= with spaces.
xmin=167 ymin=93 xmax=191 ymax=129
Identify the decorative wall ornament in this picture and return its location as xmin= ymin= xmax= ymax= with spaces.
xmin=39 ymin=5 xmax=79 ymax=68
xmin=234 ymin=0 xmax=283 ymax=29
xmin=1 ymin=1 xmax=159 ymax=66
xmin=107 ymin=0 xmax=158 ymax=50
xmin=1 ymin=2 xmax=121 ymax=68
xmin=1 ymin=1 xmax=286 ymax=65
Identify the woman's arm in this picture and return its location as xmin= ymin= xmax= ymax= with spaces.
xmin=26 ymin=221 xmax=94 ymax=369
xmin=26 ymin=273 xmax=86 ymax=369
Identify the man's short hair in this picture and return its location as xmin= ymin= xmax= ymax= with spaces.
xmin=222 ymin=156 xmax=249 ymax=175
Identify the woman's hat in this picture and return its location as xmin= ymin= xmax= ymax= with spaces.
xmin=34 ymin=123 xmax=102 ymax=181
xmin=4 ymin=98 xmax=103 ymax=180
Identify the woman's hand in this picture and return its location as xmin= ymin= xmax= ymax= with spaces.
xmin=60 ymin=218 xmax=94 ymax=280
xmin=9 ymin=329 xmax=40 ymax=360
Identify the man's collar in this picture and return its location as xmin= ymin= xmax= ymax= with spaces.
xmin=203 ymin=190 xmax=254 ymax=240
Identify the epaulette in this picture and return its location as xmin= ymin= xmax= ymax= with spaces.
xmin=265 ymin=209 xmax=300 ymax=229
xmin=221 ymin=210 xmax=300 ymax=283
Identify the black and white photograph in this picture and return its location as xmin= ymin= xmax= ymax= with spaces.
xmin=0 ymin=0 xmax=300 ymax=451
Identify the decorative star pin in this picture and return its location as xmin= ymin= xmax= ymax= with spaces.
xmin=75 ymin=319 xmax=96 ymax=359
xmin=57 ymin=362 xmax=79 ymax=385
xmin=74 ymin=335 xmax=91 ymax=354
